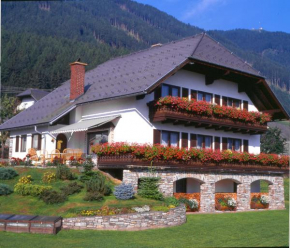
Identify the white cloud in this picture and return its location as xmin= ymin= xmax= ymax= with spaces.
xmin=182 ymin=0 xmax=224 ymax=20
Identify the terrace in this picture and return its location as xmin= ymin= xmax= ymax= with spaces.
xmin=148 ymin=97 xmax=270 ymax=134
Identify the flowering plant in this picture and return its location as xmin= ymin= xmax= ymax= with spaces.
xmin=155 ymin=96 xmax=271 ymax=124
xmin=18 ymin=175 xmax=33 ymax=184
xmin=189 ymin=199 xmax=199 ymax=209
xmin=260 ymin=195 xmax=270 ymax=204
xmin=92 ymin=142 xmax=289 ymax=167
xmin=80 ymin=206 xmax=136 ymax=216
xmin=227 ymin=197 xmax=237 ymax=207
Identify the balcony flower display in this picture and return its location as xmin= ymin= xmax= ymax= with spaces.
xmin=155 ymin=96 xmax=271 ymax=124
xmin=251 ymin=193 xmax=270 ymax=209
xmin=91 ymin=142 xmax=289 ymax=167
xmin=216 ymin=195 xmax=237 ymax=211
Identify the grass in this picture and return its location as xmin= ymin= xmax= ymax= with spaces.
xmin=0 ymin=167 xmax=163 ymax=217
xmin=0 ymin=167 xmax=288 ymax=247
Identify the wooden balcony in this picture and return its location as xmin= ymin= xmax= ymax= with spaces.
xmin=148 ymin=103 xmax=267 ymax=134
xmin=97 ymin=155 xmax=288 ymax=174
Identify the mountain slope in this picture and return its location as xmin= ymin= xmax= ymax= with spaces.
xmin=1 ymin=0 xmax=290 ymax=114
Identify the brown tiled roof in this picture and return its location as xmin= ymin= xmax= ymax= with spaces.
xmin=0 ymin=33 xmax=276 ymax=131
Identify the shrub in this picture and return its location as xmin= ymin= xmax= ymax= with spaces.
xmin=0 ymin=161 xmax=9 ymax=167
xmin=83 ymin=192 xmax=104 ymax=201
xmin=138 ymin=177 xmax=163 ymax=200
xmin=42 ymin=172 xmax=56 ymax=183
xmin=14 ymin=183 xmax=52 ymax=196
xmin=85 ymin=176 xmax=111 ymax=196
xmin=0 ymin=183 xmax=13 ymax=195
xmin=39 ymin=189 xmax=67 ymax=204
xmin=113 ymin=183 xmax=134 ymax=200
xmin=55 ymin=164 xmax=75 ymax=180
xmin=60 ymin=182 xmax=84 ymax=195
xmin=0 ymin=167 xmax=18 ymax=180
xmin=164 ymin=197 xmax=180 ymax=207
xmin=18 ymin=175 xmax=32 ymax=184
xmin=82 ymin=157 xmax=95 ymax=173
xmin=79 ymin=171 xmax=101 ymax=182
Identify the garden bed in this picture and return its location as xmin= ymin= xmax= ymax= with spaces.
xmin=62 ymin=204 xmax=186 ymax=231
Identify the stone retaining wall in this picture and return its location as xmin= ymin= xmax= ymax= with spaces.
xmin=123 ymin=169 xmax=285 ymax=212
xmin=62 ymin=204 xmax=186 ymax=231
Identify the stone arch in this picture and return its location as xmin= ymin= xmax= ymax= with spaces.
xmin=173 ymin=177 xmax=205 ymax=194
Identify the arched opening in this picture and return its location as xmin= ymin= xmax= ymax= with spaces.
xmin=250 ymin=179 xmax=272 ymax=209
xmin=215 ymin=179 xmax=240 ymax=211
xmin=173 ymin=178 xmax=203 ymax=212
xmin=56 ymin=134 xmax=67 ymax=153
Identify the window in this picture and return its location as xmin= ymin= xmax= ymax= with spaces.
xmin=161 ymin=131 xmax=179 ymax=147
xmin=196 ymin=135 xmax=212 ymax=149
xmin=224 ymin=138 xmax=241 ymax=152
xmin=161 ymin=84 xmax=180 ymax=97
xmin=196 ymin=91 xmax=212 ymax=103
xmin=87 ymin=131 xmax=108 ymax=154
xmin=32 ymin=134 xmax=41 ymax=150
xmin=223 ymin=97 xmax=241 ymax=109
xmin=20 ymin=135 xmax=27 ymax=152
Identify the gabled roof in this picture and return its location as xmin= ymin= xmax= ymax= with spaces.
xmin=17 ymin=88 xmax=49 ymax=101
xmin=0 ymin=33 xmax=287 ymax=131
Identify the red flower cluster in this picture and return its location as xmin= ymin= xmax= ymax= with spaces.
xmin=155 ymin=96 xmax=271 ymax=124
xmin=26 ymin=154 xmax=31 ymax=158
xmin=91 ymin=142 xmax=289 ymax=167
xmin=10 ymin=157 xmax=26 ymax=165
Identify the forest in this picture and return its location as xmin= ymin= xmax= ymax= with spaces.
xmin=2 ymin=0 xmax=290 ymax=114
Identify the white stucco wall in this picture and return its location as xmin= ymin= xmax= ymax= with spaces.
xmin=215 ymin=179 xmax=235 ymax=193
xmin=17 ymin=97 xmax=35 ymax=111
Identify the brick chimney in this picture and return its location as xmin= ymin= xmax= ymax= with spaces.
xmin=70 ymin=61 xmax=88 ymax=100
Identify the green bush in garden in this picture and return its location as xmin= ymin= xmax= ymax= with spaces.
xmin=138 ymin=177 xmax=163 ymax=200
xmin=83 ymin=192 xmax=104 ymax=201
xmin=60 ymin=182 xmax=84 ymax=195
xmin=164 ymin=197 xmax=180 ymax=207
xmin=39 ymin=189 xmax=67 ymax=204
xmin=0 ymin=183 xmax=13 ymax=195
xmin=55 ymin=164 xmax=75 ymax=180
xmin=85 ymin=176 xmax=111 ymax=196
xmin=14 ymin=183 xmax=52 ymax=196
xmin=0 ymin=167 xmax=18 ymax=180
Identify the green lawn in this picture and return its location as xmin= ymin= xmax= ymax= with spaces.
xmin=0 ymin=167 xmax=163 ymax=217
xmin=0 ymin=168 xmax=288 ymax=248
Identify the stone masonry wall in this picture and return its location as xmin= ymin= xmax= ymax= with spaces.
xmin=62 ymin=204 xmax=186 ymax=231
xmin=123 ymin=169 xmax=285 ymax=212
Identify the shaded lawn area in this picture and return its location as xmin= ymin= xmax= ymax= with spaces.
xmin=0 ymin=177 xmax=288 ymax=247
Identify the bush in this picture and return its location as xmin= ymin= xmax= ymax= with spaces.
xmin=18 ymin=175 xmax=32 ymax=184
xmin=83 ymin=192 xmax=104 ymax=201
xmin=39 ymin=189 xmax=67 ymax=204
xmin=60 ymin=182 xmax=84 ymax=195
xmin=138 ymin=177 xmax=163 ymax=200
xmin=82 ymin=157 xmax=95 ymax=173
xmin=164 ymin=197 xmax=180 ymax=207
xmin=42 ymin=172 xmax=56 ymax=183
xmin=0 ymin=183 xmax=13 ymax=195
xmin=0 ymin=167 xmax=18 ymax=180
xmin=14 ymin=183 xmax=52 ymax=196
xmin=85 ymin=175 xmax=111 ymax=196
xmin=55 ymin=164 xmax=75 ymax=180
xmin=79 ymin=171 xmax=101 ymax=182
xmin=114 ymin=183 xmax=135 ymax=200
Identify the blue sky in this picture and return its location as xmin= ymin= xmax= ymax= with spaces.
xmin=134 ymin=0 xmax=290 ymax=33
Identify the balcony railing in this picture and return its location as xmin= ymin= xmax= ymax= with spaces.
xmin=97 ymin=154 xmax=289 ymax=173
xmin=148 ymin=101 xmax=268 ymax=134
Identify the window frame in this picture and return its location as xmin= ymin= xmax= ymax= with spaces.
xmin=226 ymin=137 xmax=242 ymax=152
xmin=196 ymin=134 xmax=213 ymax=149
xmin=161 ymin=84 xmax=180 ymax=97
xmin=31 ymin=134 xmax=41 ymax=150
xmin=161 ymin=130 xmax=180 ymax=147
xmin=196 ymin=90 xmax=213 ymax=103
xmin=20 ymin=135 xmax=27 ymax=152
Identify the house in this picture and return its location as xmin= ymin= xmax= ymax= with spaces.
xmin=0 ymin=33 xmax=288 ymax=212
xmin=16 ymin=88 xmax=49 ymax=110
